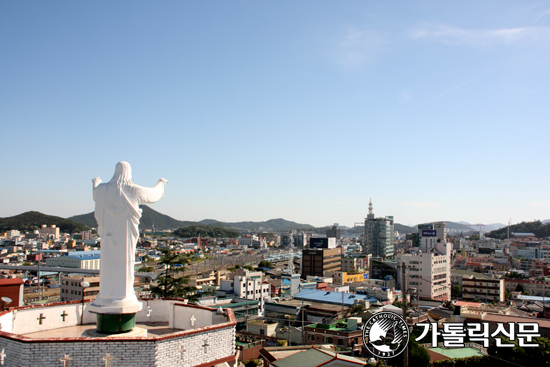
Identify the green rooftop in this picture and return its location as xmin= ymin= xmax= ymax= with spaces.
xmin=429 ymin=347 xmax=485 ymax=359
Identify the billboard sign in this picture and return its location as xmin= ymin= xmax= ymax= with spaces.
xmin=422 ymin=230 xmax=437 ymax=237
xmin=310 ymin=237 xmax=336 ymax=249
xmin=418 ymin=224 xmax=434 ymax=230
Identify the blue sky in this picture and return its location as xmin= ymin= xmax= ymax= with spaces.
xmin=1 ymin=1 xmax=550 ymax=228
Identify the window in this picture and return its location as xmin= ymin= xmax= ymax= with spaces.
xmin=308 ymin=335 xmax=314 ymax=341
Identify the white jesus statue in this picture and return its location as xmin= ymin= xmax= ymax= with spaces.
xmin=89 ymin=161 xmax=167 ymax=314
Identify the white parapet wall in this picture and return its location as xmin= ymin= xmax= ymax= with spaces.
xmin=0 ymin=299 xmax=237 ymax=367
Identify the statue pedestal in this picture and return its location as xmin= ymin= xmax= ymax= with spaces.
xmin=88 ymin=300 xmax=143 ymax=334
xmin=96 ymin=313 xmax=137 ymax=334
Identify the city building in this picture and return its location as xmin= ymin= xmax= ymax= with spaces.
xmin=0 ymin=278 xmax=24 ymax=307
xmin=341 ymin=255 xmax=371 ymax=274
xmin=505 ymin=278 xmax=550 ymax=297
xmin=364 ymin=200 xmax=394 ymax=258
xmin=304 ymin=318 xmax=365 ymax=356
xmin=38 ymin=224 xmax=60 ymax=240
xmin=462 ymin=278 xmax=505 ymax=302
xmin=219 ymin=269 xmax=270 ymax=311
xmin=323 ymin=271 xmax=366 ymax=285
xmin=418 ymin=222 xmax=447 ymax=253
xmin=60 ymin=275 xmax=100 ymax=302
xmin=399 ymin=242 xmax=452 ymax=301
xmin=301 ymin=247 xmax=342 ymax=278
xmin=188 ymin=270 xmax=227 ymax=290
xmin=326 ymin=225 xmax=341 ymax=239
xmin=45 ymin=251 xmax=101 ymax=269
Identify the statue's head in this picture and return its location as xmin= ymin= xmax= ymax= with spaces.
xmin=111 ymin=161 xmax=132 ymax=185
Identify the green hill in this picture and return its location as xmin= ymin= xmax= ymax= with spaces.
xmin=485 ymin=220 xmax=550 ymax=240
xmin=0 ymin=211 xmax=89 ymax=234
xmin=222 ymin=218 xmax=315 ymax=232
xmin=173 ymin=225 xmax=239 ymax=238
xmin=68 ymin=205 xmax=197 ymax=231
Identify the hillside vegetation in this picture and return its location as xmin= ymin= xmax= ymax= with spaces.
xmin=173 ymin=225 xmax=239 ymax=238
xmin=0 ymin=211 xmax=89 ymax=233
xmin=485 ymin=220 xmax=550 ymax=240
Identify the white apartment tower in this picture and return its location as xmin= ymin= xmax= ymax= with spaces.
xmin=399 ymin=241 xmax=451 ymax=301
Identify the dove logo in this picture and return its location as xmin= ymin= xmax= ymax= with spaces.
xmin=362 ymin=311 xmax=410 ymax=358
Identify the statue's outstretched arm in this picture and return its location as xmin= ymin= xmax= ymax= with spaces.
xmin=135 ymin=179 xmax=167 ymax=204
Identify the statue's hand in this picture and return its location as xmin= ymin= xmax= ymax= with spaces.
xmin=92 ymin=177 xmax=102 ymax=187
xmin=159 ymin=178 xmax=168 ymax=184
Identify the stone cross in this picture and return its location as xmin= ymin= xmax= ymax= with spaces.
xmin=60 ymin=311 xmax=68 ymax=322
xmin=0 ymin=348 xmax=6 ymax=365
xmin=103 ymin=353 xmax=114 ymax=367
xmin=190 ymin=315 xmax=196 ymax=327
xmin=60 ymin=354 xmax=73 ymax=367
xmin=202 ymin=339 xmax=209 ymax=353
xmin=37 ymin=313 xmax=46 ymax=325
xmin=178 ymin=345 xmax=186 ymax=359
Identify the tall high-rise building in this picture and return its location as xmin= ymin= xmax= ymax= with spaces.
xmin=364 ymin=200 xmax=394 ymax=258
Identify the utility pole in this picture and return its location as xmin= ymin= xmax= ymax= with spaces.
xmin=400 ymin=261 xmax=409 ymax=367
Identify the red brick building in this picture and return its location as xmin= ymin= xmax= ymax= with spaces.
xmin=0 ymin=278 xmax=24 ymax=307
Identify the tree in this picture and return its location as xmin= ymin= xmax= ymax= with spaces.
xmin=137 ymin=254 xmax=154 ymax=273
xmin=451 ymin=284 xmax=463 ymax=298
xmin=515 ymin=283 xmax=524 ymax=292
xmin=504 ymin=289 xmax=512 ymax=299
xmin=150 ymin=248 xmax=198 ymax=302
xmin=258 ymin=260 xmax=274 ymax=268
xmin=386 ymin=337 xmax=430 ymax=367
xmin=350 ymin=303 xmax=365 ymax=315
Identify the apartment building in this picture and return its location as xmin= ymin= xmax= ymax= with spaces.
xmin=301 ymin=247 xmax=342 ymax=277
xmin=219 ymin=269 xmax=270 ymax=311
xmin=399 ymin=242 xmax=451 ymax=301
xmin=462 ymin=278 xmax=505 ymax=302
xmin=60 ymin=275 xmax=100 ymax=302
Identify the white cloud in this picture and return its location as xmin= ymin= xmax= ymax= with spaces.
xmin=335 ymin=27 xmax=385 ymax=68
xmin=410 ymin=23 xmax=550 ymax=45
xmin=401 ymin=202 xmax=441 ymax=208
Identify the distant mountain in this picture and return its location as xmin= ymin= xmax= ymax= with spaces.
xmin=0 ymin=211 xmax=89 ymax=234
xmin=173 ymin=225 xmax=239 ymax=238
xmin=219 ymin=218 xmax=315 ymax=232
xmin=68 ymin=205 xmax=198 ymax=231
xmin=485 ymin=220 xmax=550 ymax=240
xmin=456 ymin=221 xmax=506 ymax=232
xmin=69 ymin=208 xmax=317 ymax=233
xmin=543 ymin=219 xmax=550 ymax=224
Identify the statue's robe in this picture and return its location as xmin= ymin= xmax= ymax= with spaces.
xmin=92 ymin=181 xmax=164 ymax=311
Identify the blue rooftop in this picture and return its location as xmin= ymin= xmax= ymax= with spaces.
xmin=65 ymin=251 xmax=101 ymax=260
xmin=294 ymin=289 xmax=378 ymax=306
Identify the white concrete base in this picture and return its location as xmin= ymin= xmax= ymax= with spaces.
xmin=82 ymin=327 xmax=148 ymax=338
xmin=88 ymin=295 xmax=143 ymax=314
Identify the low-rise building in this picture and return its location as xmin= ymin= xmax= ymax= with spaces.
xmin=60 ymin=275 xmax=100 ymax=302
xmin=505 ymin=278 xmax=550 ymax=297
xmin=323 ymin=271 xmax=366 ymax=285
xmin=45 ymin=251 xmax=101 ymax=269
xmin=304 ymin=317 xmax=364 ymax=355
xmin=462 ymin=278 xmax=505 ymax=302
xmin=341 ymin=255 xmax=371 ymax=273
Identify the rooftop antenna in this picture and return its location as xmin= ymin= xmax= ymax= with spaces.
xmin=368 ymin=198 xmax=373 ymax=215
